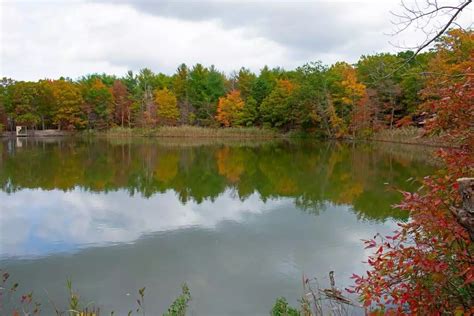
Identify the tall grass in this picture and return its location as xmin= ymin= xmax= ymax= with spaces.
xmin=104 ymin=126 xmax=281 ymax=139
xmin=371 ymin=127 xmax=456 ymax=147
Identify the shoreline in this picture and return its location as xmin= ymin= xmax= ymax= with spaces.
xmin=1 ymin=126 xmax=458 ymax=148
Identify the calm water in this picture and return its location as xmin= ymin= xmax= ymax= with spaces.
xmin=0 ymin=138 xmax=435 ymax=315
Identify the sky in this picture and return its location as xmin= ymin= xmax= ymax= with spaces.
xmin=1 ymin=0 xmax=472 ymax=81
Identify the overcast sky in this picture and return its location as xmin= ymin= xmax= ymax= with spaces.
xmin=1 ymin=0 xmax=472 ymax=81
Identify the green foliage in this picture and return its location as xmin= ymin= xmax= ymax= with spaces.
xmin=163 ymin=284 xmax=191 ymax=316
xmin=10 ymin=81 xmax=41 ymax=127
xmin=271 ymin=297 xmax=300 ymax=316
xmin=187 ymin=64 xmax=226 ymax=124
xmin=236 ymin=67 xmax=257 ymax=100
xmin=2 ymin=271 xmax=192 ymax=316
xmin=81 ymin=78 xmax=114 ymax=129
xmin=290 ymin=62 xmax=327 ymax=131
xmin=172 ymin=64 xmax=189 ymax=103
xmin=79 ymin=73 xmax=118 ymax=87
xmin=237 ymin=96 xmax=258 ymax=127
xmin=67 ymin=278 xmax=80 ymax=313
xmin=260 ymin=79 xmax=296 ymax=129
xmin=251 ymin=65 xmax=278 ymax=106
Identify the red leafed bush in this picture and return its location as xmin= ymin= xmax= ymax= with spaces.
xmin=350 ymin=30 xmax=474 ymax=314
xmin=349 ymin=148 xmax=473 ymax=314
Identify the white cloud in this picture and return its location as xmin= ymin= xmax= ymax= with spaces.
xmin=1 ymin=0 xmax=472 ymax=80
xmin=1 ymin=1 xmax=288 ymax=80
xmin=0 ymin=188 xmax=287 ymax=257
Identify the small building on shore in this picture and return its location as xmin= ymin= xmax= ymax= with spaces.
xmin=16 ymin=126 xmax=27 ymax=137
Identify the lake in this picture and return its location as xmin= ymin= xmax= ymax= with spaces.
xmin=0 ymin=137 xmax=436 ymax=315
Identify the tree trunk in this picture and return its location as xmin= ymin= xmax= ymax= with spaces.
xmin=453 ymin=178 xmax=474 ymax=241
xmin=390 ymin=107 xmax=395 ymax=130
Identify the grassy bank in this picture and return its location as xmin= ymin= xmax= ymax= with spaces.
xmin=369 ymin=127 xmax=457 ymax=148
xmin=101 ymin=126 xmax=283 ymax=139
xmin=3 ymin=126 xmax=459 ymax=149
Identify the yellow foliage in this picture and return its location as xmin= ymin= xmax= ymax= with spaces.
xmin=154 ymin=152 xmax=179 ymax=183
xmin=330 ymin=62 xmax=366 ymax=107
xmin=154 ymin=88 xmax=180 ymax=125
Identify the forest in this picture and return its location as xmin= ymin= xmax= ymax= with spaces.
xmin=0 ymin=29 xmax=471 ymax=140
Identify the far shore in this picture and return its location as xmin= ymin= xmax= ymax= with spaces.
xmin=1 ymin=126 xmax=458 ymax=148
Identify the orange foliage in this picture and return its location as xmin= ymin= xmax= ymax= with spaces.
xmin=216 ymin=147 xmax=245 ymax=183
xmin=216 ymin=90 xmax=245 ymax=127
xmin=421 ymin=29 xmax=474 ymax=146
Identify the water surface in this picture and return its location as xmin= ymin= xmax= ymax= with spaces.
xmin=0 ymin=138 xmax=435 ymax=315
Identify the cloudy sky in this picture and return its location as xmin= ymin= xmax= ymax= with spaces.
xmin=1 ymin=0 xmax=472 ymax=80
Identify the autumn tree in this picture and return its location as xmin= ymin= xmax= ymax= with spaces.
xmin=349 ymin=90 xmax=376 ymax=137
xmin=50 ymin=80 xmax=85 ymax=130
xmin=35 ymin=80 xmax=56 ymax=130
xmin=154 ymin=87 xmax=180 ymax=125
xmin=421 ymin=29 xmax=474 ymax=145
xmin=112 ymin=80 xmax=131 ymax=127
xmin=216 ymin=90 xmax=245 ymax=127
xmin=327 ymin=62 xmax=366 ymax=126
xmin=132 ymin=68 xmax=168 ymax=127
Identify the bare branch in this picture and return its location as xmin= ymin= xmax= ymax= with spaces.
xmin=380 ymin=0 xmax=472 ymax=80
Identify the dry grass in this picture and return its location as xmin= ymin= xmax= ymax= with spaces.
xmin=371 ymin=127 xmax=457 ymax=148
xmin=104 ymin=126 xmax=282 ymax=139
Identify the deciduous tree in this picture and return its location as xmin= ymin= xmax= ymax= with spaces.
xmin=154 ymin=88 xmax=180 ymax=125
xmin=260 ymin=79 xmax=296 ymax=129
xmin=216 ymin=90 xmax=245 ymax=127
xmin=50 ymin=80 xmax=85 ymax=130
xmin=81 ymin=79 xmax=114 ymax=129
xmin=112 ymin=80 xmax=131 ymax=127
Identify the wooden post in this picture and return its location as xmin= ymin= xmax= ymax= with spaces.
xmin=455 ymin=178 xmax=474 ymax=241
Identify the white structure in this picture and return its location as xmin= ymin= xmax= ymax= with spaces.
xmin=16 ymin=126 xmax=27 ymax=137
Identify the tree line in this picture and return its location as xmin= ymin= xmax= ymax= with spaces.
xmin=0 ymin=29 xmax=471 ymax=138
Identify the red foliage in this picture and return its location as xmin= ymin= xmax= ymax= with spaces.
xmin=422 ymin=75 xmax=474 ymax=147
xmin=395 ymin=115 xmax=413 ymax=128
xmin=349 ymin=148 xmax=474 ymax=313
xmin=351 ymin=30 xmax=474 ymax=314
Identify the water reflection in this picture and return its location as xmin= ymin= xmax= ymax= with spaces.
xmin=0 ymin=188 xmax=283 ymax=258
xmin=0 ymin=138 xmax=436 ymax=315
xmin=1 ymin=138 xmax=433 ymax=209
